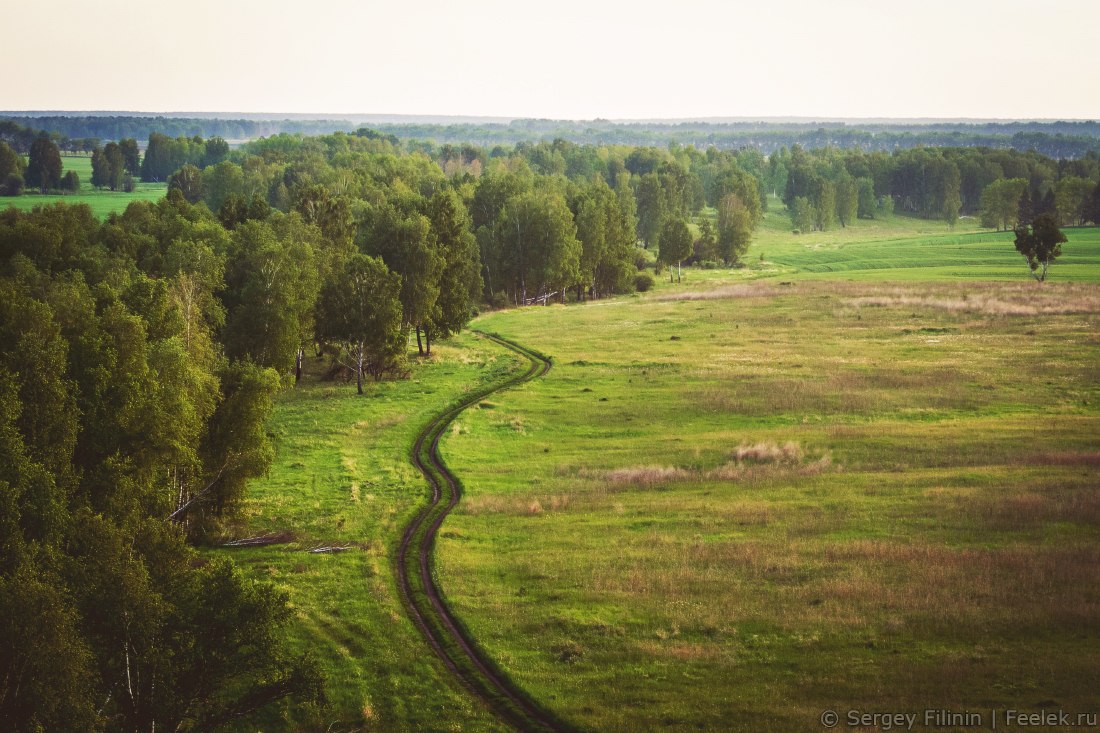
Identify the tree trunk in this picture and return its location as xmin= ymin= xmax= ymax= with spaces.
xmin=356 ymin=341 xmax=364 ymax=395
xmin=416 ymin=327 xmax=424 ymax=355
xmin=425 ymin=330 xmax=432 ymax=355
xmin=678 ymin=260 xmax=682 ymax=283
xmin=294 ymin=347 xmax=303 ymax=385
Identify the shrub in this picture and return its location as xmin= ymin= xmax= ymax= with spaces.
xmin=121 ymin=174 xmax=136 ymax=193
xmin=60 ymin=171 xmax=80 ymax=192
xmin=634 ymin=272 xmax=655 ymax=292
xmin=1 ymin=173 xmax=24 ymax=196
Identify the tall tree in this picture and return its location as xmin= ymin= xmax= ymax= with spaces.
xmin=362 ymin=204 xmax=442 ymax=354
xmin=424 ymin=188 xmax=481 ymax=352
xmin=634 ymin=172 xmax=666 ymax=249
xmin=717 ymin=193 xmax=754 ymax=263
xmin=222 ymin=219 xmax=320 ymax=373
xmin=835 ymin=173 xmax=858 ymax=227
xmin=658 ymin=218 xmax=692 ymax=282
xmin=118 ymin=137 xmax=141 ymax=175
xmin=25 ymin=136 xmax=62 ymax=193
xmin=316 ymin=253 xmax=405 ymax=393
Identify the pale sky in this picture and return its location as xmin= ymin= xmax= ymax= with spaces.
xmin=6 ymin=0 xmax=1099 ymax=120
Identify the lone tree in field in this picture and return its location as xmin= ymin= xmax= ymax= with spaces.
xmin=1014 ymin=213 xmax=1066 ymax=282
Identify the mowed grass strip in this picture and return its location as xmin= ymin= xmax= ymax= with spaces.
xmin=439 ymin=279 xmax=1100 ymax=731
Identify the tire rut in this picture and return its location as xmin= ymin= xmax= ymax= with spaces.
xmin=395 ymin=330 xmax=573 ymax=733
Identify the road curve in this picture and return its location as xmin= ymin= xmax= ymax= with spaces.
xmin=395 ymin=330 xmax=573 ymax=732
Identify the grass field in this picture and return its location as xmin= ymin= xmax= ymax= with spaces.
xmin=2 ymin=154 xmax=166 ymax=218
xmin=225 ymin=211 xmax=1100 ymax=731
xmin=442 ymin=279 xmax=1099 ymax=730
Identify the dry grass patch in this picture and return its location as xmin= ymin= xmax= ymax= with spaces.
xmin=462 ymin=493 xmax=573 ymax=516
xmin=653 ymin=283 xmax=782 ymax=302
xmin=847 ymin=282 xmax=1100 ymax=316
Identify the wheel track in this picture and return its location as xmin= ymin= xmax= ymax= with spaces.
xmin=395 ymin=330 xmax=573 ymax=732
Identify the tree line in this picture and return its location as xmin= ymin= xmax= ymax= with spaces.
xmin=772 ymin=145 xmax=1100 ymax=231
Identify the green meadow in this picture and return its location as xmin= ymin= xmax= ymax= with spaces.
xmin=2 ymin=154 xmax=166 ymax=218
xmin=226 ymin=214 xmax=1100 ymax=731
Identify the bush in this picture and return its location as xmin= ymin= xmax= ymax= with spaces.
xmin=121 ymin=174 xmax=136 ymax=193
xmin=489 ymin=292 xmax=509 ymax=310
xmin=633 ymin=248 xmax=654 ymax=271
xmin=1 ymin=174 xmax=24 ymax=196
xmin=60 ymin=171 xmax=80 ymax=192
xmin=634 ymin=272 xmax=655 ymax=292
xmin=697 ymin=260 xmax=721 ymax=270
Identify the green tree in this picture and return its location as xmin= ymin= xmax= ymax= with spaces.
xmin=169 ymin=164 xmax=204 ymax=204
xmin=0 ymin=141 xmax=24 ymax=184
xmin=835 ymin=173 xmax=858 ymax=227
xmin=490 ymin=191 xmax=581 ymax=304
xmin=810 ymin=176 xmax=836 ymax=231
xmin=695 ymin=217 xmax=719 ymax=261
xmin=59 ymin=170 xmax=80 ymax=192
xmin=1054 ymin=176 xmax=1093 ymax=226
xmin=223 ymin=220 xmax=320 ymax=373
xmin=856 ymin=177 xmax=876 ymax=219
xmin=91 ymin=146 xmax=109 ymax=188
xmin=316 ymin=253 xmax=405 ymax=393
xmin=424 ymin=188 xmax=481 ymax=352
xmin=980 ymin=178 xmax=1027 ymax=230
xmin=717 ymin=193 xmax=754 ymax=263
xmin=118 ymin=137 xmax=141 ymax=175
xmin=634 ymin=172 xmax=666 ymax=249
xmin=363 ymin=204 xmax=442 ymax=354
xmin=103 ymin=141 xmax=125 ymax=190
xmin=1084 ymin=182 xmax=1100 ymax=225
xmin=658 ymin=218 xmax=692 ymax=282
xmin=1014 ymin=213 xmax=1066 ymax=282
xmin=25 ymin=136 xmax=62 ymax=193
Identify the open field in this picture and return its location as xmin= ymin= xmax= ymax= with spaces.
xmin=442 ymin=279 xmax=1100 ymax=730
xmin=2 ymin=154 xmax=166 ymax=218
xmin=226 ymin=218 xmax=1100 ymax=730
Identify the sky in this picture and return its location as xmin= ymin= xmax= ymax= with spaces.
xmin=6 ymin=0 xmax=1099 ymax=120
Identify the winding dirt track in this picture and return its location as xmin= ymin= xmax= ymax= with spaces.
xmin=395 ymin=330 xmax=573 ymax=732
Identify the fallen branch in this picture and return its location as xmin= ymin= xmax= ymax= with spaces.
xmin=308 ymin=545 xmax=353 ymax=554
xmin=222 ymin=531 xmax=296 ymax=548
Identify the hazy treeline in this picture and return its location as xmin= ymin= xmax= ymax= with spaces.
xmin=0 ymin=115 xmax=354 ymax=147
xmin=370 ymin=122 xmax=1100 ymax=159
xmin=6 ymin=115 xmax=1100 ymax=158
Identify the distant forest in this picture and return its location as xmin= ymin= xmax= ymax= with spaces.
xmin=3 ymin=114 xmax=1100 ymax=158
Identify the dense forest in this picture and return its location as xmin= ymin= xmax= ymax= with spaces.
xmin=3 ymin=125 xmax=1100 ymax=730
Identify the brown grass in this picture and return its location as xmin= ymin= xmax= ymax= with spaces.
xmin=846 ymin=282 xmax=1100 ymax=316
xmin=732 ymin=441 xmax=804 ymax=464
xmin=653 ymin=283 xmax=782 ymax=302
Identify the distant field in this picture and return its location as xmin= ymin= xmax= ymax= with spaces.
xmin=2 ymin=154 xmax=165 ymax=218
xmin=225 ymin=200 xmax=1100 ymax=730
xmin=682 ymin=199 xmax=1100 ymax=283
